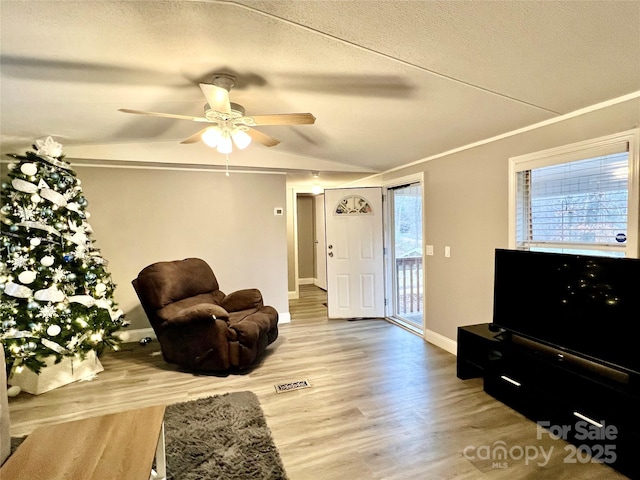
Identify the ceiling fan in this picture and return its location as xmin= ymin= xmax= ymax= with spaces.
xmin=118 ymin=73 xmax=316 ymax=154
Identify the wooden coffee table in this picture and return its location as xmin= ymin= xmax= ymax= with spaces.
xmin=0 ymin=404 xmax=166 ymax=480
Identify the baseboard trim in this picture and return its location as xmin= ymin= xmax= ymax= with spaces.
xmin=424 ymin=328 xmax=457 ymax=355
xmin=313 ymin=280 xmax=327 ymax=290
xmin=297 ymin=278 xmax=314 ymax=285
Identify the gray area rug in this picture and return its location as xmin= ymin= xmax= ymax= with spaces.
xmin=162 ymin=391 xmax=288 ymax=480
xmin=11 ymin=391 xmax=288 ymax=480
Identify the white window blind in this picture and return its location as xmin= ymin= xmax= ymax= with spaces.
xmin=515 ymin=152 xmax=629 ymax=255
xmin=509 ymin=129 xmax=640 ymax=258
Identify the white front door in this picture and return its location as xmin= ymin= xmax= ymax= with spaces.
xmin=324 ymin=187 xmax=385 ymax=319
xmin=314 ymin=194 xmax=327 ymax=290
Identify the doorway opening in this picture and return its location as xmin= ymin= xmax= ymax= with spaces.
xmin=387 ymin=181 xmax=424 ymax=334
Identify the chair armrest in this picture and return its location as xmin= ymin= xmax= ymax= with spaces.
xmin=158 ymin=303 xmax=230 ymax=328
xmin=220 ymin=289 xmax=264 ymax=312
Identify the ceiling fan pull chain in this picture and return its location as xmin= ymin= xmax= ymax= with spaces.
xmin=225 ymin=154 xmax=230 ymax=177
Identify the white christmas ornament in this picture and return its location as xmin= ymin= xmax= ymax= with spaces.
xmin=20 ymin=163 xmax=38 ymax=176
xmin=34 ymin=286 xmax=65 ymax=302
xmin=31 ymin=193 xmax=42 ymax=204
xmin=95 ymin=283 xmax=107 ymax=294
xmin=4 ymin=282 xmax=32 ymax=298
xmin=68 ymin=295 xmax=95 ymax=307
xmin=66 ymin=202 xmax=80 ymax=213
xmin=18 ymin=270 xmax=37 ymax=284
xmin=117 ymin=331 xmax=131 ymax=342
xmin=40 ymin=255 xmax=55 ymax=267
xmin=35 ymin=136 xmax=63 ymax=158
xmin=40 ymin=188 xmax=67 ymax=207
xmin=12 ymin=178 xmax=38 ymax=194
xmin=7 ymin=386 xmax=21 ymax=397
xmin=41 ymin=337 xmax=67 ymax=354
xmin=30 ymin=238 xmax=42 ymax=247
xmin=67 ymin=221 xmax=88 ymax=245
xmin=47 ymin=324 xmax=62 ymax=336
xmin=95 ymin=298 xmax=110 ymax=310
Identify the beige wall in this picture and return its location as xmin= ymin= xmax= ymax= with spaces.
xmin=372 ymin=98 xmax=640 ymax=343
xmin=75 ymin=166 xmax=289 ymax=331
xmin=3 ymin=98 xmax=637 ymax=345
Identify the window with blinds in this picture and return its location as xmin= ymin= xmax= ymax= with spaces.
xmin=509 ymin=130 xmax=639 ymax=258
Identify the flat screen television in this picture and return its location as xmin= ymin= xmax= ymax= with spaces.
xmin=492 ymin=248 xmax=640 ymax=377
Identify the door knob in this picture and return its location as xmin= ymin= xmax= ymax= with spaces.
xmin=328 ymin=245 xmax=333 ymax=249
xmin=328 ymin=252 xmax=334 ymax=257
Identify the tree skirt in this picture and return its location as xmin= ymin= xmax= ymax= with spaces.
xmin=8 ymin=351 xmax=103 ymax=395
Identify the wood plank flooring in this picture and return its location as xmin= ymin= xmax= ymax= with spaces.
xmin=7 ymin=285 xmax=627 ymax=479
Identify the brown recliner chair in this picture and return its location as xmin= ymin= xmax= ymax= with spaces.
xmin=132 ymin=258 xmax=279 ymax=371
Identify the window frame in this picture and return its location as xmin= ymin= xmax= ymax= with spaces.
xmin=508 ymin=129 xmax=640 ymax=258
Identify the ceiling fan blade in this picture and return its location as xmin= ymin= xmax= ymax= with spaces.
xmin=250 ymin=113 xmax=316 ymax=126
xmin=180 ymin=128 xmax=209 ymax=144
xmin=247 ymin=128 xmax=280 ymax=147
xmin=199 ymin=83 xmax=231 ymax=114
xmin=118 ymin=108 xmax=208 ymax=122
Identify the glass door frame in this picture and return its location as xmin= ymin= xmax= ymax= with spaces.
xmin=383 ymin=173 xmax=425 ymax=336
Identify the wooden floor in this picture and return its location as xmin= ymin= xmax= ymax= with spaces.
xmin=8 ymin=285 xmax=627 ymax=479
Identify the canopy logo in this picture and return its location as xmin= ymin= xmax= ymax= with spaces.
xmin=463 ymin=440 xmax=553 ymax=468
xmin=462 ymin=420 xmax=619 ymax=469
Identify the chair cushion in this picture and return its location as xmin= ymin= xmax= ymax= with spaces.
xmin=229 ymin=309 xmax=276 ymax=339
xmin=135 ymin=258 xmax=220 ymax=309
xmin=220 ymin=289 xmax=263 ymax=312
xmin=158 ymin=299 xmax=230 ymax=328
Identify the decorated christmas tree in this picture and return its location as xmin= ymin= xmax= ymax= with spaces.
xmin=0 ymin=137 xmax=127 ymax=377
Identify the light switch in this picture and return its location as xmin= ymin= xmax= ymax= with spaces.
xmin=445 ymin=246 xmax=451 ymax=258
xmin=426 ymin=245 xmax=434 ymax=256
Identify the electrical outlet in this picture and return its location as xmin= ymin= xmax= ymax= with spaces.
xmin=445 ymin=246 xmax=451 ymax=258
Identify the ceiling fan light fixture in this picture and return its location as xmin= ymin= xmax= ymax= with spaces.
xmin=202 ymin=126 xmax=223 ymax=148
xmin=231 ymin=128 xmax=252 ymax=150
xmin=119 ymin=73 xmax=314 ymax=155
xmin=217 ymin=132 xmax=233 ymax=154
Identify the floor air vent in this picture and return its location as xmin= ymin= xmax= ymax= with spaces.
xmin=274 ymin=380 xmax=311 ymax=393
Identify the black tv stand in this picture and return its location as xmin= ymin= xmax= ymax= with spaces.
xmin=457 ymin=323 xmax=639 ymax=479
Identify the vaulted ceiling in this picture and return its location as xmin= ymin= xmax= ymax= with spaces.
xmin=1 ymin=1 xmax=639 ymax=187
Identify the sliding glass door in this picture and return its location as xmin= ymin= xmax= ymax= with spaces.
xmin=388 ymin=182 xmax=423 ymax=333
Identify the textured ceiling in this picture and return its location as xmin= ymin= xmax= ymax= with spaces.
xmin=1 ymin=0 xmax=639 ymax=187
